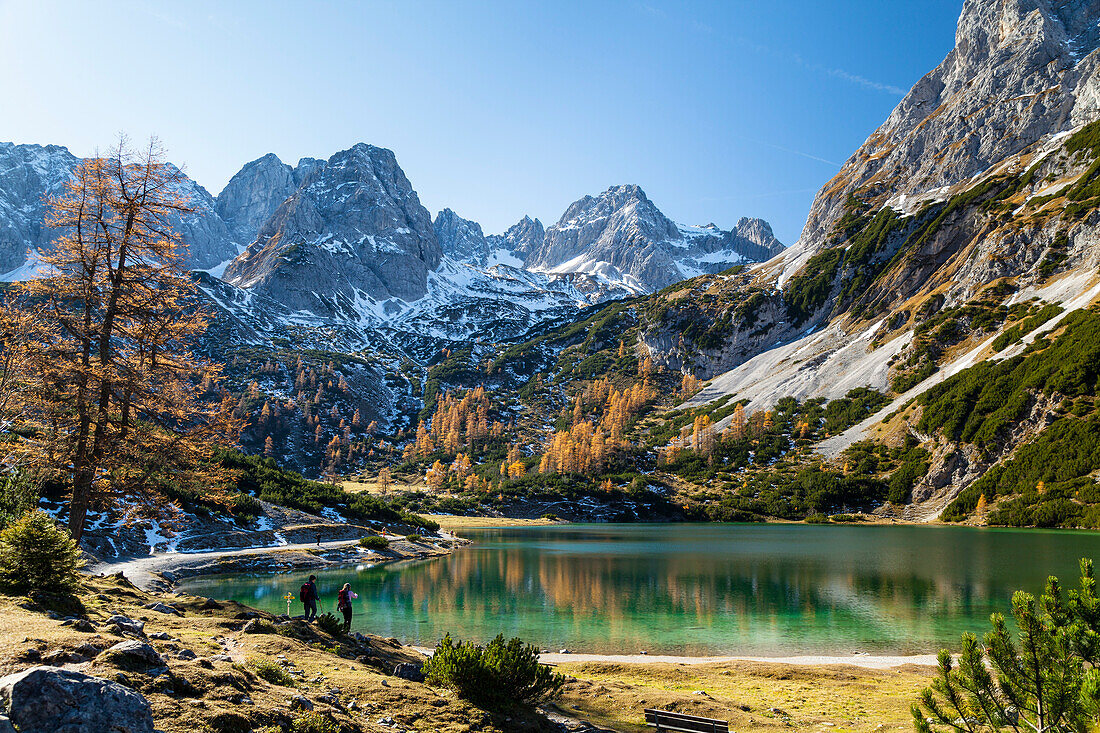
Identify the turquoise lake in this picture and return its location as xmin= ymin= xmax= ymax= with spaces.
xmin=178 ymin=523 xmax=1100 ymax=656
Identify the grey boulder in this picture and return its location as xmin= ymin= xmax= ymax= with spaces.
xmin=104 ymin=640 xmax=165 ymax=669
xmin=105 ymin=615 xmax=145 ymax=637
xmin=0 ymin=666 xmax=154 ymax=733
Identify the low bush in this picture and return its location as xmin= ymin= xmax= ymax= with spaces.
xmin=290 ymin=712 xmax=339 ymax=733
xmin=0 ymin=510 xmax=83 ymax=595
xmin=248 ymin=658 xmax=295 ymax=687
xmin=230 ymin=492 xmax=263 ymax=520
xmin=423 ymin=633 xmax=565 ymax=709
xmin=358 ymin=535 xmax=388 ymax=550
xmin=315 ymin=612 xmax=343 ymax=636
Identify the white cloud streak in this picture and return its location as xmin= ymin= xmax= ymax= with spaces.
xmin=736 ymin=37 xmax=907 ymax=96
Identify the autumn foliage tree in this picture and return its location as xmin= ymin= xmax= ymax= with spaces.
xmin=3 ymin=138 xmax=240 ymax=542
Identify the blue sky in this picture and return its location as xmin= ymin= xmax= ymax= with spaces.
xmin=0 ymin=0 xmax=962 ymax=243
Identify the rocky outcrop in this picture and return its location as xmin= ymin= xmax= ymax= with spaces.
xmin=486 ymin=215 xmax=545 ymax=260
xmin=798 ymin=0 xmax=1100 ymax=254
xmin=0 ymin=143 xmax=77 ymax=272
xmin=0 ymin=142 xmax=237 ymax=272
xmin=730 ymin=217 xmax=785 ymax=262
xmin=433 ymin=208 xmax=489 ymax=265
xmin=512 ymin=184 xmax=783 ymax=291
xmin=168 ymin=168 xmax=237 ymax=270
xmin=223 ymin=143 xmax=442 ymax=312
xmin=0 ymin=666 xmax=155 ymax=733
xmin=215 ymin=153 xmax=322 ymax=245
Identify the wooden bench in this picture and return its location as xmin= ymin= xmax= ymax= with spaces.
xmin=644 ymin=708 xmax=729 ymax=733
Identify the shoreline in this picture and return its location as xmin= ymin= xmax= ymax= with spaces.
xmin=410 ymin=646 xmax=940 ymax=671
xmin=91 ymin=531 xmax=464 ymax=592
xmin=542 ymin=651 xmax=940 ymax=669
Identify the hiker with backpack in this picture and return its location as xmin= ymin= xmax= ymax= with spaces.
xmin=300 ymin=575 xmax=318 ymax=621
xmin=337 ymin=582 xmax=357 ymax=632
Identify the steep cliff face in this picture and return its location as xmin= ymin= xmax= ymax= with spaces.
xmin=223 ymin=144 xmax=442 ymax=313
xmin=798 ymin=0 xmax=1100 ymax=255
xmin=0 ymin=143 xmax=78 ymax=272
xmin=214 ymin=153 xmax=322 ymax=246
xmin=510 ymin=184 xmax=783 ymax=292
xmin=433 ymin=208 xmax=490 ymax=266
xmin=0 ymin=142 xmax=237 ymax=272
xmin=486 ymin=215 xmax=545 ymax=261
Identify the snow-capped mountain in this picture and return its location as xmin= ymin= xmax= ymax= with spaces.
xmin=0 ymin=137 xmax=784 ymax=368
xmin=496 ymin=184 xmax=784 ymax=291
xmin=209 ymin=146 xmax=782 ymax=344
xmin=434 ymin=208 xmax=492 ymax=267
xmin=0 ymin=142 xmax=238 ymax=274
xmin=223 ymin=143 xmax=442 ymax=314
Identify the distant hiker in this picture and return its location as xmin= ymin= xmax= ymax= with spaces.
xmin=337 ymin=582 xmax=357 ymax=632
xmin=300 ymin=575 xmax=318 ymax=621
xmin=316 ymin=531 xmax=322 ymax=546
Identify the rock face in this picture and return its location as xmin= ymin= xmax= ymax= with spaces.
xmin=168 ymin=169 xmax=237 ymax=270
xmin=433 ymin=208 xmax=489 ymax=266
xmin=0 ymin=666 xmax=155 ymax=733
xmin=215 ymin=153 xmax=322 ymax=245
xmin=486 ymin=215 xmax=545 ymax=261
xmin=0 ymin=142 xmax=237 ymax=272
xmin=0 ymin=143 xmax=77 ymax=272
xmin=510 ymin=184 xmax=783 ymax=291
xmin=799 ymin=0 xmax=1100 ymax=253
xmin=223 ymin=143 xmax=442 ymax=312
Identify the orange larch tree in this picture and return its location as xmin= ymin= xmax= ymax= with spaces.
xmin=6 ymin=138 xmax=241 ymax=542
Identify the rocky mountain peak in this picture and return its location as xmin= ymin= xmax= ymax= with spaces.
xmin=0 ymin=141 xmax=235 ymax=273
xmin=513 ymin=184 xmax=782 ymax=291
xmin=434 ymin=208 xmax=489 ymax=266
xmin=555 ymin=184 xmax=670 ymax=234
xmin=733 ymin=217 xmax=779 ymax=247
xmin=798 ymin=0 xmax=1100 ymax=254
xmin=222 ymin=142 xmax=441 ymax=314
xmin=486 ymin=215 xmax=546 ymax=261
xmin=215 ymin=153 xmax=297 ymax=246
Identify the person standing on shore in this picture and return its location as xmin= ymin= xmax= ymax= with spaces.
xmin=337 ymin=582 xmax=357 ymax=632
xmin=300 ymin=575 xmax=318 ymax=622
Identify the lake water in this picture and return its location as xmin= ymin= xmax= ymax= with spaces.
xmin=178 ymin=523 xmax=1100 ymax=656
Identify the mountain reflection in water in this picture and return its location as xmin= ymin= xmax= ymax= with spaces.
xmin=179 ymin=523 xmax=1100 ymax=656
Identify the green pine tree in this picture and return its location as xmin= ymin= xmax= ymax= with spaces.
xmin=0 ymin=472 xmax=37 ymax=531
xmin=0 ymin=509 xmax=84 ymax=594
xmin=913 ymin=559 xmax=1100 ymax=732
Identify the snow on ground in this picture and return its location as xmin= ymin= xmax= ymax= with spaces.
xmin=485 ymin=247 xmax=524 ymax=268
xmin=0 ymin=248 xmax=51 ymax=282
xmin=201 ymin=244 xmax=247 ymax=279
